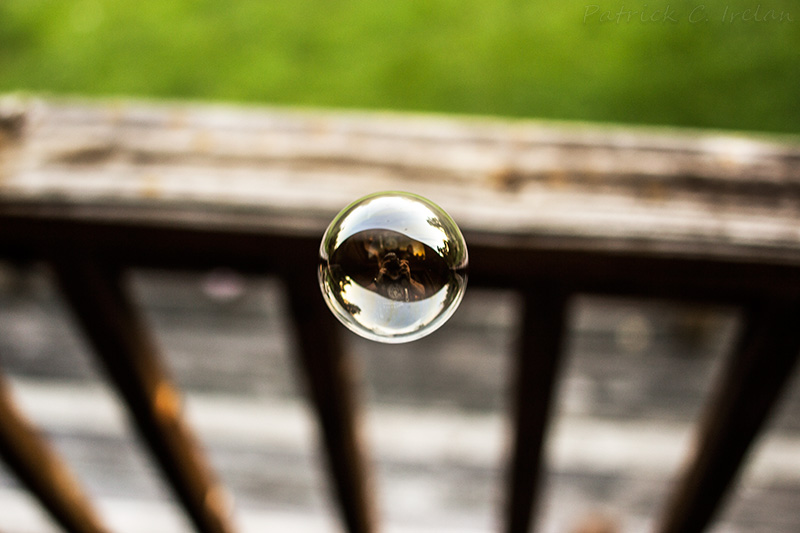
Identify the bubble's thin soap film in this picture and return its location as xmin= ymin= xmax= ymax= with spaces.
xmin=318 ymin=192 xmax=468 ymax=344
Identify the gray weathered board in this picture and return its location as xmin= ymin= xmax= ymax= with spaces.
xmin=1 ymin=97 xmax=799 ymax=266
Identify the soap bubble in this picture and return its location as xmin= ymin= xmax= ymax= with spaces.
xmin=318 ymin=191 xmax=468 ymax=343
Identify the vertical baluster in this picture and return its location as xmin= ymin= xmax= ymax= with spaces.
xmin=52 ymin=259 xmax=236 ymax=533
xmin=656 ymin=299 xmax=800 ymax=533
xmin=505 ymin=285 xmax=570 ymax=533
xmin=0 ymin=375 xmax=110 ymax=533
xmin=284 ymin=273 xmax=377 ymax=533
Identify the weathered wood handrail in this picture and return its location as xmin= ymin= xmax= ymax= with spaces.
xmin=1 ymin=97 xmax=799 ymax=533
xmin=2 ymin=97 xmax=799 ymax=291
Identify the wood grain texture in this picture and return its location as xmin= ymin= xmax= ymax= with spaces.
xmin=1 ymin=98 xmax=799 ymax=300
xmin=1 ymin=97 xmax=799 ymax=267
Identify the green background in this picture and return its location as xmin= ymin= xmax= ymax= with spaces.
xmin=1 ymin=0 xmax=797 ymax=133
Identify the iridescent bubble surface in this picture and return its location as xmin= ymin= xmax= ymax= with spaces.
xmin=318 ymin=192 xmax=468 ymax=343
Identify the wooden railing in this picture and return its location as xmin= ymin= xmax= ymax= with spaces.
xmin=0 ymin=97 xmax=799 ymax=533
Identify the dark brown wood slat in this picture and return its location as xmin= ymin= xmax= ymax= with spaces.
xmin=3 ymin=209 xmax=800 ymax=302
xmin=656 ymin=299 xmax=800 ymax=533
xmin=50 ymin=258 xmax=236 ymax=533
xmin=0 ymin=375 xmax=110 ymax=533
xmin=284 ymin=273 xmax=377 ymax=533
xmin=505 ymin=286 xmax=570 ymax=533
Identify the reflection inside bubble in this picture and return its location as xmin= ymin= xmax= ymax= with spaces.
xmin=318 ymin=192 xmax=468 ymax=343
xmin=331 ymin=229 xmax=450 ymax=303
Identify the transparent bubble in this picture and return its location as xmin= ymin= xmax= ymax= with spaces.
xmin=318 ymin=191 xmax=468 ymax=344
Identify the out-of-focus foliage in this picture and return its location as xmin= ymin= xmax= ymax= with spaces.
xmin=0 ymin=0 xmax=797 ymax=132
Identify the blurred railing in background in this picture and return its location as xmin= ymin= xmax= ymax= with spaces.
xmin=0 ymin=97 xmax=799 ymax=533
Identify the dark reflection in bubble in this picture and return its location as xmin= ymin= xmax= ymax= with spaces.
xmin=330 ymin=229 xmax=451 ymax=303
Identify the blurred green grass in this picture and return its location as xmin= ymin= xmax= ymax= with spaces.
xmin=0 ymin=0 xmax=797 ymax=132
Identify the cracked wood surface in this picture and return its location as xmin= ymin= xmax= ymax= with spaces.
xmin=1 ymin=97 xmax=799 ymax=298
